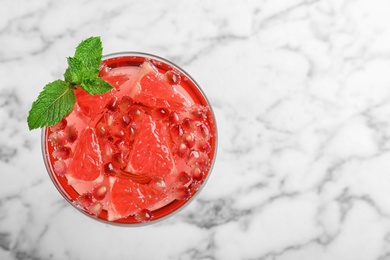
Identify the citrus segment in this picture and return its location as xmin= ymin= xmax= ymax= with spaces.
xmin=126 ymin=114 xmax=174 ymax=177
xmin=67 ymin=127 xmax=102 ymax=181
xmin=101 ymin=75 xmax=129 ymax=89
xmin=110 ymin=178 xmax=165 ymax=218
xmin=134 ymin=72 xmax=190 ymax=109
xmin=75 ymin=88 xmax=112 ymax=119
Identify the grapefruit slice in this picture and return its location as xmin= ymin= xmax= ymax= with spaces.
xmin=75 ymin=88 xmax=112 ymax=119
xmin=110 ymin=178 xmax=165 ymax=219
xmin=125 ymin=114 xmax=174 ymax=177
xmin=101 ymin=74 xmax=129 ymax=89
xmin=68 ymin=127 xmax=102 ymax=182
xmin=133 ymin=72 xmax=190 ymax=110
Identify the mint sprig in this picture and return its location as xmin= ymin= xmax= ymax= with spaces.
xmin=28 ymin=36 xmax=113 ymax=130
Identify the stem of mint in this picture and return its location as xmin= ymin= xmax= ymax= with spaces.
xmin=27 ymin=36 xmax=113 ymax=130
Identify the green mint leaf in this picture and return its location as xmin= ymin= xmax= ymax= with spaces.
xmin=66 ymin=36 xmax=113 ymax=95
xmin=64 ymin=56 xmax=83 ymax=83
xmin=63 ymin=67 xmax=72 ymax=83
xmin=27 ymin=80 xmax=76 ymax=130
xmin=80 ymin=77 xmax=114 ymax=95
xmin=28 ymin=36 xmax=114 ymax=130
xmin=74 ymin=36 xmax=102 ymax=76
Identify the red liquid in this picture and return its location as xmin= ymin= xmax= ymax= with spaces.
xmin=42 ymin=53 xmax=217 ymax=225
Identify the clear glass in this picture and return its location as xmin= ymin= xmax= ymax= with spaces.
xmin=42 ymin=52 xmax=217 ymax=226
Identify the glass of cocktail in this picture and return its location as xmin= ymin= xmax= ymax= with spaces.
xmin=42 ymin=52 xmax=217 ymax=225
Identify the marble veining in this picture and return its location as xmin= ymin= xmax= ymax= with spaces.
xmin=2 ymin=0 xmax=390 ymax=259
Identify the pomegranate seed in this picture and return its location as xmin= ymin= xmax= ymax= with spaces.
xmin=177 ymin=143 xmax=189 ymax=158
xmin=112 ymin=153 xmax=126 ymax=168
xmin=197 ymin=153 xmax=209 ymax=168
xmin=75 ymin=193 xmax=93 ymax=208
xmin=121 ymin=114 xmax=131 ymax=126
xmin=182 ymin=117 xmax=196 ymax=131
xmin=169 ymin=111 xmax=180 ymax=124
xmin=48 ymin=132 xmax=66 ymax=147
xmin=135 ymin=209 xmax=152 ymax=222
xmin=198 ymin=140 xmax=211 ymax=153
xmin=65 ymin=125 xmax=78 ymax=143
xmin=119 ymin=96 xmax=133 ymax=111
xmin=115 ymin=139 xmax=125 ymax=147
xmin=183 ymin=133 xmax=195 ymax=148
xmin=151 ymin=176 xmax=166 ymax=190
xmin=197 ymin=124 xmax=210 ymax=140
xmin=53 ymin=160 xmax=67 ymax=176
xmin=112 ymin=126 xmax=126 ymax=138
xmin=170 ymin=125 xmax=183 ymax=142
xmin=191 ymin=166 xmax=203 ymax=181
xmin=164 ymin=70 xmax=181 ymax=84
xmin=189 ymin=181 xmax=202 ymax=192
xmin=191 ymin=107 xmax=207 ymax=120
xmin=176 ymin=171 xmax=192 ymax=186
xmin=51 ymin=118 xmax=67 ymax=131
xmin=129 ymin=125 xmax=136 ymax=139
xmin=92 ymin=184 xmax=107 ymax=200
xmin=174 ymin=186 xmax=190 ymax=200
xmin=101 ymin=141 xmax=114 ymax=161
xmin=104 ymin=162 xmax=117 ymax=176
xmin=154 ymin=108 xmax=169 ymax=119
xmin=106 ymin=97 xmax=118 ymax=111
xmin=88 ymin=201 xmax=103 ymax=216
xmin=105 ymin=113 xmax=115 ymax=127
xmin=187 ymin=150 xmax=200 ymax=165
xmin=129 ymin=107 xmax=144 ymax=118
xmin=52 ymin=146 xmax=71 ymax=160
xmin=115 ymin=139 xmax=129 ymax=154
xmin=96 ymin=122 xmax=107 ymax=137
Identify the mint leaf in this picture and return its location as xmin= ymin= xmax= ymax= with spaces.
xmin=66 ymin=37 xmax=113 ymax=95
xmin=27 ymin=80 xmax=76 ymax=130
xmin=28 ymin=36 xmax=114 ymax=130
xmin=64 ymin=56 xmax=83 ymax=83
xmin=80 ymin=77 xmax=113 ymax=95
xmin=74 ymin=36 xmax=102 ymax=76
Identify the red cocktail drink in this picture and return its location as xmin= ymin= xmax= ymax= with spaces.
xmin=42 ymin=52 xmax=217 ymax=225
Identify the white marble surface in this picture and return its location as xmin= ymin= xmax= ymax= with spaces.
xmin=2 ymin=0 xmax=390 ymax=259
